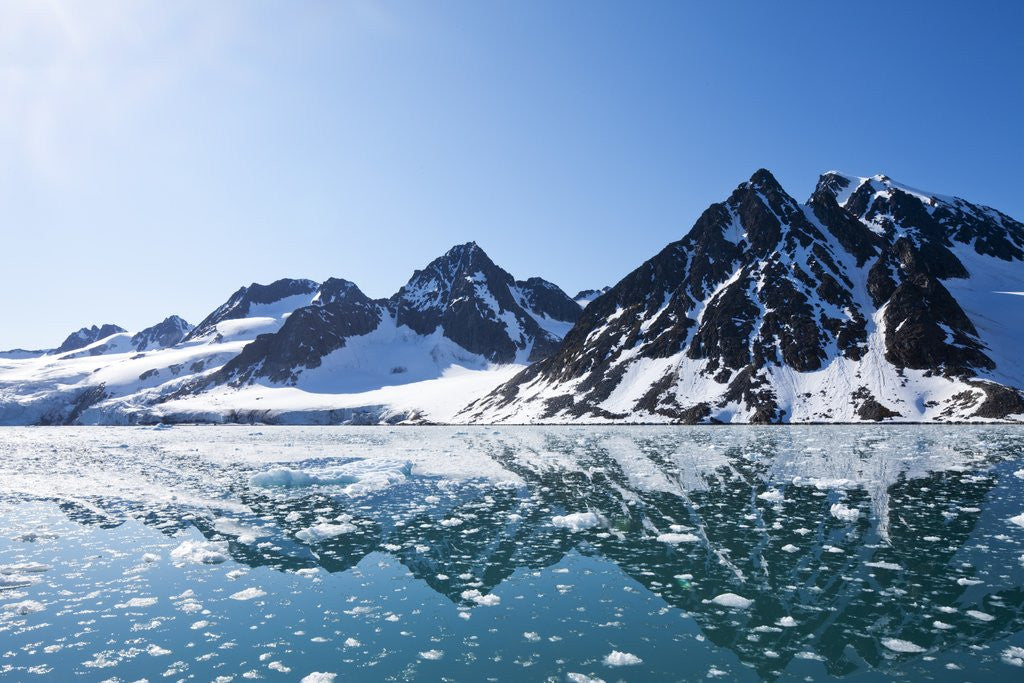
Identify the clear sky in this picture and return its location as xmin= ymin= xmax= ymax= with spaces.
xmin=2 ymin=1 xmax=1022 ymax=349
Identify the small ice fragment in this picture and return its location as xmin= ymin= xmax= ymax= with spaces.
xmin=656 ymin=533 xmax=699 ymax=543
xmin=777 ymin=616 xmax=797 ymax=627
xmin=523 ymin=632 xmax=541 ymax=642
xmin=2 ymin=600 xmax=44 ymax=615
xmin=300 ymin=674 xmax=337 ymax=683
xmin=865 ymin=561 xmax=902 ymax=570
xmin=170 ymin=540 xmax=229 ymax=565
xmin=116 ymin=597 xmax=158 ymax=608
xmin=781 ymin=544 xmax=799 ymax=553
xmin=966 ymin=610 xmax=995 ymax=622
xmin=757 ymin=490 xmax=784 ymax=503
xmin=295 ymin=523 xmax=356 ymax=543
xmin=1009 ymin=513 xmax=1024 ymax=529
xmin=603 ymin=651 xmax=642 ymax=666
xmin=830 ymin=503 xmax=860 ymax=523
xmin=551 ymin=512 xmax=606 ymax=531
xmin=1002 ymin=646 xmax=1024 ymax=667
xmin=567 ymin=674 xmax=606 ymax=683
xmin=419 ymin=649 xmax=444 ymax=660
xmin=881 ymin=638 xmax=926 ymax=653
xmin=147 ymin=644 xmax=171 ymax=656
xmin=707 ymin=593 xmax=752 ymax=609
xmin=460 ymin=589 xmax=500 ymax=606
xmin=141 ymin=553 xmax=160 ymax=563
xmin=343 ymin=638 xmax=361 ymax=647
xmin=229 ymin=587 xmax=267 ymax=601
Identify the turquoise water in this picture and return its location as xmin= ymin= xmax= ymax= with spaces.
xmin=1 ymin=426 xmax=1023 ymax=681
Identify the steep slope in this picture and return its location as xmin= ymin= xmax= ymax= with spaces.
xmin=464 ymin=170 xmax=1024 ymax=424
xmin=131 ymin=315 xmax=193 ymax=351
xmin=55 ymin=324 xmax=126 ymax=353
xmin=573 ymin=287 xmax=610 ymax=307
xmin=148 ymin=243 xmax=582 ymax=423
xmin=389 ymin=242 xmax=579 ymax=363
xmin=183 ymin=278 xmax=319 ymax=342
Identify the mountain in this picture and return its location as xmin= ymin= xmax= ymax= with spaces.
xmin=184 ymin=278 xmax=320 ymax=342
xmin=173 ymin=242 xmax=581 ymax=401
xmin=463 ymin=170 xmax=1024 ymax=424
xmin=1 ymin=171 xmax=1021 ymax=425
xmin=54 ymin=324 xmax=127 ymax=354
xmin=573 ymin=287 xmax=610 ymax=307
xmin=130 ymin=315 xmax=193 ymax=351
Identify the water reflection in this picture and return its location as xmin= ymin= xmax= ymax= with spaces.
xmin=4 ymin=426 xmax=1024 ymax=680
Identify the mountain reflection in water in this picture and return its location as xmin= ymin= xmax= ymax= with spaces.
xmin=2 ymin=426 xmax=1023 ymax=681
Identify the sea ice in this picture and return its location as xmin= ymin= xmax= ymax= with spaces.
xmin=551 ymin=512 xmax=606 ymax=531
xmin=881 ymin=638 xmax=926 ymax=653
xmin=707 ymin=593 xmax=752 ymax=609
xmin=604 ymin=650 xmax=642 ymax=666
xmin=170 ymin=540 xmax=229 ymax=564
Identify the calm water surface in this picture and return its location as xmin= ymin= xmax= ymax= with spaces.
xmin=1 ymin=426 xmax=1023 ymax=681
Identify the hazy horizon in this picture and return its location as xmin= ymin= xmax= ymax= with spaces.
xmin=2 ymin=1 xmax=1022 ymax=348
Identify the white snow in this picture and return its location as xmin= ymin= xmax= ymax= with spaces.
xmin=656 ymin=532 xmax=699 ymax=543
xmin=295 ymin=523 xmax=357 ymax=543
xmin=830 ymin=503 xmax=860 ymax=523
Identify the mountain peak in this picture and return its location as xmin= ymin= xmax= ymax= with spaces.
xmin=55 ymin=324 xmax=126 ymax=354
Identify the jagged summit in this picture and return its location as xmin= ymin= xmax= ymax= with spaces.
xmin=55 ymin=324 xmax=126 ymax=354
xmin=131 ymin=316 xmax=193 ymax=352
xmin=1 ymin=172 xmax=1021 ymax=425
xmin=464 ymin=169 xmax=1024 ymax=424
xmin=184 ymin=278 xmax=319 ymax=342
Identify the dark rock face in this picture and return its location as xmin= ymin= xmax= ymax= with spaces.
xmin=217 ymin=279 xmax=383 ymax=385
xmin=389 ymin=242 xmax=576 ymax=363
xmin=184 ymin=278 xmax=319 ymax=341
xmin=466 ymin=170 xmax=1024 ymax=423
xmin=55 ymin=324 xmax=126 ymax=354
xmin=573 ymin=287 xmax=611 ymax=305
xmin=131 ymin=316 xmax=193 ymax=351
xmin=195 ymin=245 xmax=580 ymax=391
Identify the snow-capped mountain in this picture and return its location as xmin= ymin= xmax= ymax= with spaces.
xmin=573 ymin=287 xmax=610 ymax=307
xmin=55 ymin=324 xmax=127 ymax=354
xmin=1 ymin=172 xmax=1021 ymax=424
xmin=0 ymin=243 xmax=581 ymax=424
xmin=464 ymin=170 xmax=1024 ymax=423
xmin=131 ymin=315 xmax=194 ymax=351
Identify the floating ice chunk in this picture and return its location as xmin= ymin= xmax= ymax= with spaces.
xmin=1003 ymin=646 xmax=1024 ymax=667
xmin=776 ymin=616 xmax=797 ymax=627
xmin=12 ymin=530 xmax=58 ymax=542
xmin=190 ymin=620 xmax=210 ymax=630
xmin=865 ymin=561 xmax=902 ymax=571
xmin=116 ymin=597 xmax=158 ymax=608
xmin=250 ymin=468 xmax=332 ymax=488
xmin=229 ymin=587 xmax=267 ymax=601
xmin=0 ymin=562 xmax=50 ymax=574
xmin=419 ymin=650 xmax=444 ymax=660
xmin=295 ymin=523 xmax=357 ymax=543
xmin=781 ymin=544 xmax=799 ymax=553
xmin=957 ymin=577 xmax=982 ymax=586
xmin=881 ymin=638 xmax=926 ymax=653
xmin=551 ymin=512 xmax=606 ymax=531
xmin=285 ymin=511 xmax=301 ymax=523
xmin=567 ymin=674 xmax=606 ymax=683
xmin=757 ymin=490 xmax=784 ymax=503
xmin=604 ymin=651 xmax=642 ymax=666
xmin=142 ymin=553 xmax=160 ymax=563
xmin=268 ymin=661 xmax=291 ymax=673
xmin=343 ymin=638 xmax=361 ymax=647
xmin=147 ymin=644 xmax=171 ymax=656
xmin=830 ymin=503 xmax=860 ymax=523
xmin=439 ymin=518 xmax=463 ymax=527
xmin=300 ymin=674 xmax=337 ymax=683
xmin=933 ymin=621 xmax=954 ymax=630
xmin=461 ymin=589 xmax=500 ymax=606
xmin=2 ymin=600 xmax=44 ymax=615
xmin=707 ymin=593 xmax=752 ymax=609
xmin=966 ymin=610 xmax=995 ymax=622
xmin=0 ymin=574 xmax=37 ymax=588
xmin=1009 ymin=513 xmax=1024 ymax=528
xmin=657 ymin=533 xmax=699 ymax=543
xmin=523 ymin=632 xmax=541 ymax=642
xmin=170 ymin=540 xmax=229 ymax=565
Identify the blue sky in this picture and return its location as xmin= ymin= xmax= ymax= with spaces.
xmin=2 ymin=1 xmax=1022 ymax=348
